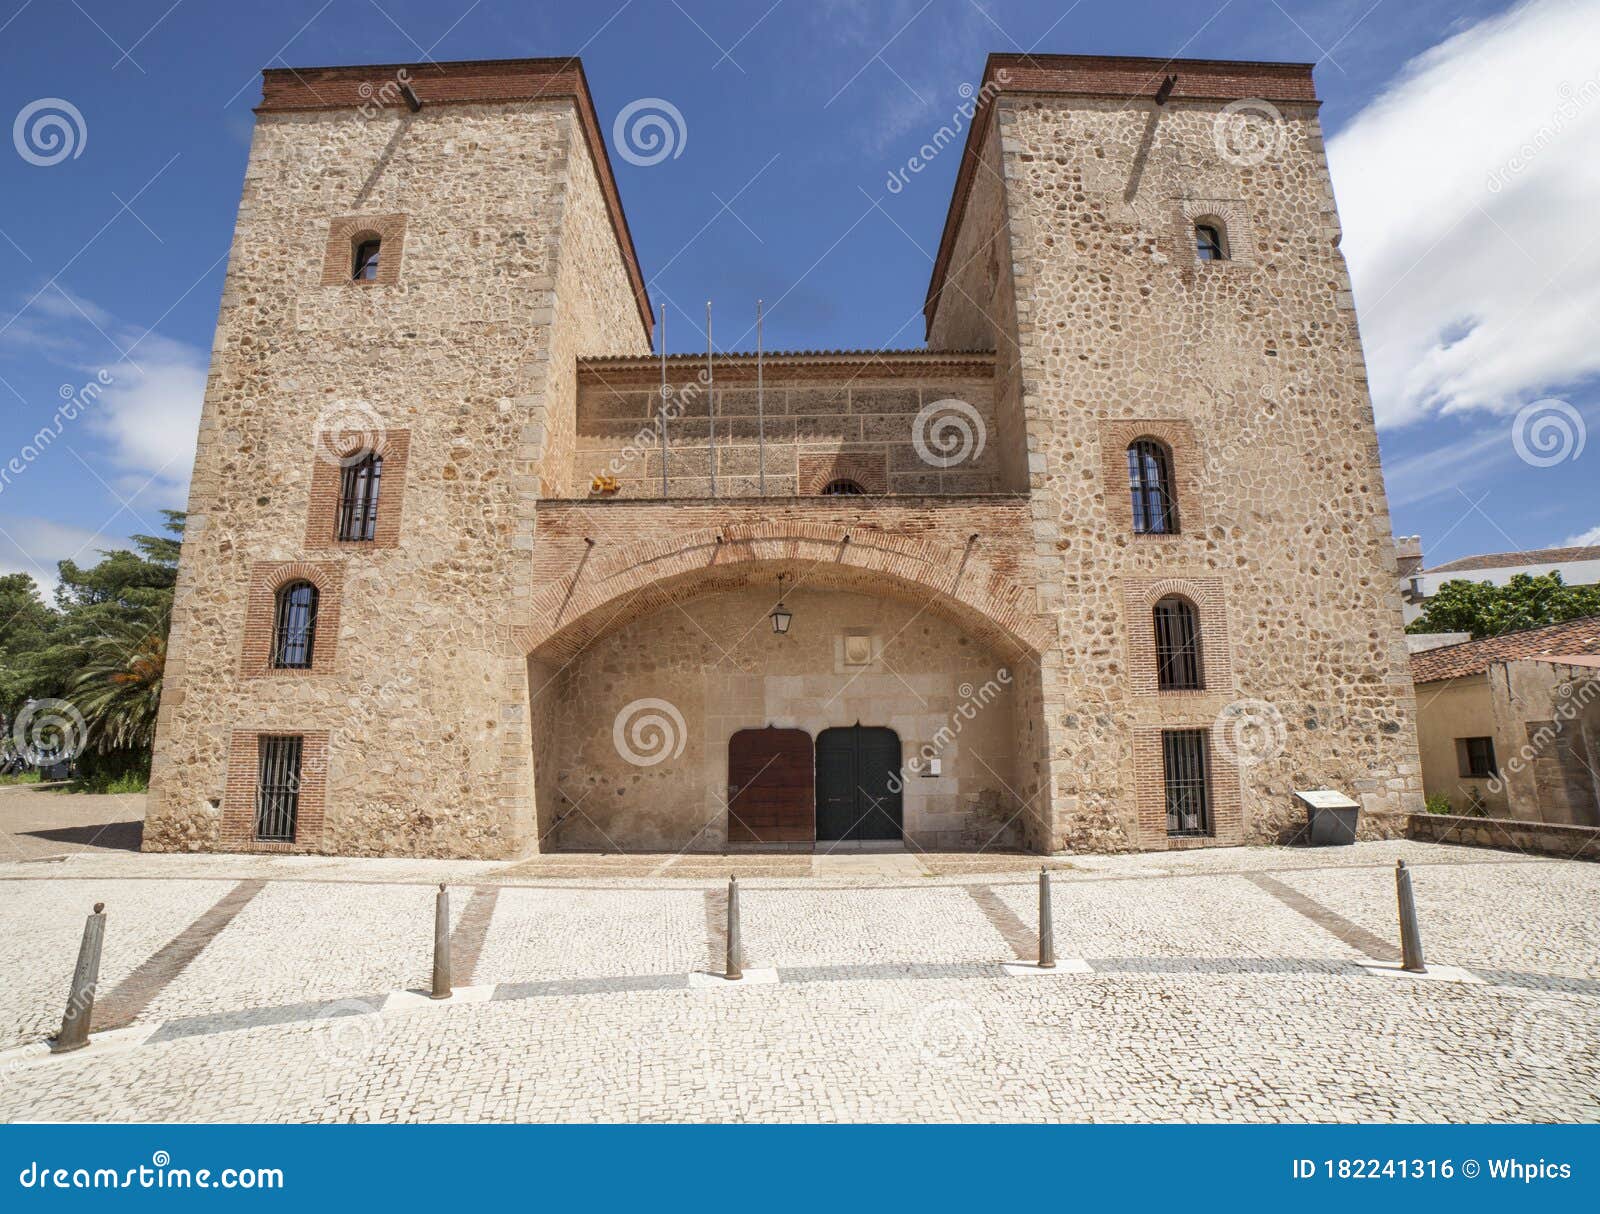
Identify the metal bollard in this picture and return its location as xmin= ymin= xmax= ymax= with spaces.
xmin=51 ymin=902 xmax=106 ymax=1053
xmin=724 ymin=876 xmax=743 ymax=981
xmin=1037 ymin=867 xmax=1056 ymax=969
xmin=431 ymin=883 xmax=452 ymax=999
xmin=1395 ymin=859 xmax=1427 ymax=974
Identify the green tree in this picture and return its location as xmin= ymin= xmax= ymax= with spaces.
xmin=72 ymin=606 xmax=168 ymax=753
xmin=1408 ymin=571 xmax=1600 ymax=639
xmin=3 ymin=512 xmax=184 ymax=777
xmin=0 ymin=572 xmax=61 ymax=723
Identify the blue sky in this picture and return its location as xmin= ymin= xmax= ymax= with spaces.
xmin=1 ymin=0 xmax=1596 ymax=595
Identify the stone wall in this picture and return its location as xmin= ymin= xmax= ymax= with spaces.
xmin=146 ymin=90 xmax=644 ymax=858
xmin=573 ymin=369 xmax=1006 ymax=498
xmin=1484 ymin=659 xmax=1600 ymax=826
xmin=1407 ymin=812 xmax=1600 ymax=859
xmin=534 ymin=586 xmax=1024 ymax=851
xmin=928 ymin=88 xmax=1423 ymax=849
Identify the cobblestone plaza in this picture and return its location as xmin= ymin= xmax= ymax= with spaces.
xmin=3 ymin=826 xmax=1595 ymax=1123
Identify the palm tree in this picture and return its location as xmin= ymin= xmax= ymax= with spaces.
xmin=71 ymin=609 xmax=168 ymax=753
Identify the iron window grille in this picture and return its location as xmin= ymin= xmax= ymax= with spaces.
xmin=271 ymin=581 xmax=319 ymax=669
xmin=255 ymin=735 xmax=303 ymax=842
xmin=1461 ymin=736 xmax=1498 ymax=778
xmin=1195 ymin=223 xmax=1226 ymax=261
xmin=352 ymin=238 xmax=381 ymax=280
xmin=1163 ymin=728 xmax=1211 ymax=837
xmin=1127 ymin=439 xmax=1179 ymax=534
xmin=337 ymin=454 xmax=382 ymax=541
xmin=1153 ymin=596 xmax=1203 ymax=690
xmin=821 ymin=478 xmax=866 ymax=495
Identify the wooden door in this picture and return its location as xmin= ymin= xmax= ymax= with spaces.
xmin=815 ymin=726 xmax=903 ymax=842
xmin=727 ymin=727 xmax=814 ymax=843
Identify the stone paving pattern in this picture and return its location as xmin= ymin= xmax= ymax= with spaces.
xmin=1 ymin=841 xmax=1595 ymax=1122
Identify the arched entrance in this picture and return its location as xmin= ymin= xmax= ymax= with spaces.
xmin=522 ymin=513 xmax=1057 ymax=853
xmin=816 ymin=726 xmax=903 ymax=842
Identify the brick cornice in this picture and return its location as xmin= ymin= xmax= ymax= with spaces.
xmin=256 ymin=57 xmax=653 ymax=343
xmin=578 ymin=349 xmax=995 ymax=387
xmin=924 ymin=52 xmax=1320 ymax=337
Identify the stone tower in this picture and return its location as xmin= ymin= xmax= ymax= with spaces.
xmin=145 ymin=60 xmax=651 ymax=856
xmin=925 ymin=55 xmax=1421 ymax=848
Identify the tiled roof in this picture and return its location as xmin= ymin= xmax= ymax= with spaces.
xmin=1425 ymin=545 xmax=1600 ymax=574
xmin=1410 ymin=616 xmax=1600 ymax=683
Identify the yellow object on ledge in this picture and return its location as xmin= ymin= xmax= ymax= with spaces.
xmin=590 ymin=474 xmax=620 ymax=495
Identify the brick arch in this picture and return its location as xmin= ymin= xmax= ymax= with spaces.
xmin=241 ymin=560 xmax=343 ymax=678
xmin=521 ymin=520 xmax=1053 ymax=663
xmin=1176 ymin=199 xmax=1255 ymax=263
xmin=1121 ymin=575 xmax=1233 ymax=696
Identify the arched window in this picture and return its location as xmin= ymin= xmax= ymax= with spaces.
xmin=1195 ymin=222 xmax=1226 ymax=261
xmin=1127 ymin=438 xmax=1179 ymax=534
xmin=1153 ymin=596 xmax=1202 ymax=690
xmin=821 ymin=478 xmax=865 ymax=495
xmin=352 ymin=237 xmax=381 ymax=281
xmin=337 ymin=452 xmax=382 ymax=541
xmin=272 ymin=581 xmax=319 ymax=669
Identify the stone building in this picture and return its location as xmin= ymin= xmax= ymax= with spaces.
xmin=145 ymin=53 xmax=1422 ymax=858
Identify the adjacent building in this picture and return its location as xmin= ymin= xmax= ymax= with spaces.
xmin=1410 ymin=617 xmax=1600 ymax=824
xmin=145 ymin=53 xmax=1422 ymax=858
xmin=1400 ymin=543 xmax=1600 ymax=625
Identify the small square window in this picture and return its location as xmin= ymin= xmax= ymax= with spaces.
xmin=1195 ymin=223 xmax=1226 ymax=261
xmin=1458 ymin=736 xmax=1497 ymax=778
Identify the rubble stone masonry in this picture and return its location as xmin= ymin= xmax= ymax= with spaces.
xmin=146 ymin=54 xmax=1421 ymax=858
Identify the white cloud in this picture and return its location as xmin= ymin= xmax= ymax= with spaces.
xmin=0 ymin=516 xmax=127 ymax=600
xmin=1563 ymin=524 xmax=1600 ymax=546
xmin=0 ymin=285 xmax=205 ymax=503
xmin=88 ymin=332 xmax=205 ymax=496
xmin=1328 ymin=0 xmax=1600 ymax=429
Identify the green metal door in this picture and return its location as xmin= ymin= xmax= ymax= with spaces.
xmin=815 ymin=726 xmax=903 ymax=842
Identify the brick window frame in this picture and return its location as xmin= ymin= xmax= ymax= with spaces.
xmin=1132 ymin=722 xmax=1243 ymax=849
xmin=1100 ymin=420 xmax=1203 ymax=536
xmin=220 ymin=728 xmax=329 ymax=852
xmin=1122 ymin=577 xmax=1233 ymax=696
xmin=321 ymin=214 xmax=407 ymax=286
xmin=241 ymin=561 xmax=343 ymax=677
xmin=1175 ymin=199 xmax=1255 ymax=265
xmin=304 ymin=429 xmax=410 ymax=549
xmin=799 ymin=451 xmax=888 ymax=496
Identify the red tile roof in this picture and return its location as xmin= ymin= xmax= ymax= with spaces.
xmin=1410 ymin=616 xmax=1600 ymax=683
